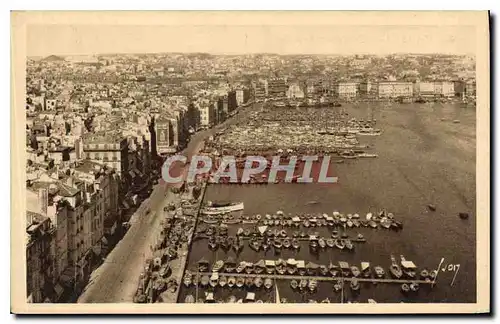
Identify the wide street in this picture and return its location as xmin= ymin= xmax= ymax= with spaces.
xmin=77 ymin=104 xmax=254 ymax=303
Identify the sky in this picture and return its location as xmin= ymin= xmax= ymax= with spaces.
xmin=27 ymin=24 xmax=476 ymax=57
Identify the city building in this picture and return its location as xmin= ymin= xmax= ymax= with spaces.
xmin=377 ymin=81 xmax=414 ymax=98
xmin=336 ymin=82 xmax=358 ymax=99
xmin=414 ymin=81 xmax=455 ymax=98
xmin=267 ymin=78 xmax=288 ymax=99
xmin=286 ymin=83 xmax=305 ymax=99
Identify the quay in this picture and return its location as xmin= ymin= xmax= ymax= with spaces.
xmin=195 ymin=272 xmax=435 ymax=285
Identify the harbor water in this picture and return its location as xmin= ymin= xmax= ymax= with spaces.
xmin=179 ymin=102 xmax=476 ymax=303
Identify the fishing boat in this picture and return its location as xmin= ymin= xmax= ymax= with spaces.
xmin=264 ymin=278 xmax=273 ymax=289
xmin=198 ymin=258 xmax=209 ymax=272
xmin=254 ymin=260 xmax=266 ymax=274
xmin=290 ymin=280 xmax=299 ymax=290
xmin=333 ymin=280 xmax=342 ymax=292
xmin=283 ymin=238 xmax=291 ymax=249
xmin=219 ymin=275 xmax=228 ymax=288
xmin=329 ymin=262 xmax=339 ymax=277
xmin=374 ymin=266 xmax=385 ymax=278
xmin=200 ymin=275 xmax=209 ymax=287
xmin=209 ymin=273 xmax=219 ymax=288
xmin=249 ymin=239 xmax=261 ymax=252
xmin=351 ymin=266 xmax=361 ymax=277
xmin=318 ymin=237 xmax=327 ymax=249
xmin=273 ymin=239 xmax=283 ymax=254
xmin=319 ymin=265 xmax=329 ymax=277
xmin=410 ymin=282 xmax=420 ymax=292
xmin=306 ymin=262 xmax=319 ymax=276
xmin=339 ymin=261 xmax=351 ymax=277
xmin=335 ymin=239 xmax=345 ymax=250
xmin=291 ymin=238 xmax=300 ymax=250
xmin=185 ymin=295 xmax=195 ymax=303
xmin=350 ymin=279 xmax=360 ymax=291
xmin=212 ymin=260 xmax=225 ymax=273
xmin=245 ymin=262 xmax=254 ymax=274
xmin=299 ymin=279 xmax=308 ymax=290
xmin=235 ymin=277 xmax=245 ymax=288
xmin=420 ymin=268 xmax=430 ymax=279
xmin=401 ymin=283 xmax=410 ymax=294
xmin=308 ymin=279 xmax=318 ymax=292
xmin=202 ymin=201 xmax=244 ymax=215
xmin=228 ymin=276 xmax=236 ymax=288
xmin=183 ymin=271 xmax=193 ymax=287
xmin=236 ymin=262 xmax=246 ymax=273
xmin=254 ymin=277 xmax=264 ymax=289
xmin=245 ymin=277 xmax=254 ymax=288
xmin=345 ymin=240 xmax=354 ymax=251
xmin=400 ymin=255 xmax=417 ymax=279
xmin=390 ymin=255 xmax=403 ymax=279
xmin=326 ymin=238 xmax=335 ymax=248
xmin=361 ymin=262 xmax=371 ymax=278
xmin=208 ymin=237 xmax=218 ymax=251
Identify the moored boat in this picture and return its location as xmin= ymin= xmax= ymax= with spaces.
xmin=390 ymin=255 xmax=403 ymax=279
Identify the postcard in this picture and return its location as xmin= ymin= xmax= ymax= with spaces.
xmin=11 ymin=10 xmax=490 ymax=314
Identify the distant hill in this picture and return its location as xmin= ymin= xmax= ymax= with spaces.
xmin=42 ymin=55 xmax=66 ymax=62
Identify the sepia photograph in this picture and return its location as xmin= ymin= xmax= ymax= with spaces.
xmin=10 ymin=10 xmax=490 ymax=314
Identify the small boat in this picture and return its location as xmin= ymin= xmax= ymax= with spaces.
xmin=200 ymin=275 xmax=209 ymax=287
xmin=283 ymin=238 xmax=291 ymax=249
xmin=264 ymin=278 xmax=273 ymax=289
xmin=291 ymin=239 xmax=300 ymax=250
xmin=228 ymin=276 xmax=236 ymax=288
xmin=245 ymin=277 xmax=254 ymax=288
xmin=245 ymin=263 xmax=254 ymax=274
xmin=308 ymin=279 xmax=318 ymax=292
xmin=236 ymin=262 xmax=246 ymax=273
xmin=345 ymin=240 xmax=354 ymax=251
xmin=335 ymin=239 xmax=345 ymax=250
xmin=401 ymin=283 xmax=410 ymax=294
xmin=374 ymin=266 xmax=385 ymax=278
xmin=254 ymin=277 xmax=263 ymax=289
xmin=390 ymin=255 xmax=403 ymax=279
xmin=333 ymin=280 xmax=342 ymax=292
xmin=361 ymin=262 xmax=371 ymax=278
xmin=350 ymin=266 xmax=361 ymax=277
xmin=290 ymin=280 xmax=299 ymax=289
xmin=331 ymin=230 xmax=339 ymax=239
xmin=212 ymin=260 xmax=224 ymax=272
xmin=318 ymin=237 xmax=327 ymax=249
xmin=236 ymin=277 xmax=245 ymax=288
xmin=329 ymin=262 xmax=339 ymax=277
xmin=410 ymin=282 xmax=420 ymax=292
xmin=350 ymin=279 xmax=360 ymax=291
xmin=219 ymin=275 xmax=228 ymax=287
xmin=299 ymin=279 xmax=308 ymax=290
xmin=326 ymin=238 xmax=335 ymax=248
xmin=319 ymin=265 xmax=329 ymax=277
xmin=209 ymin=273 xmax=219 ymax=288
xmin=420 ymin=268 xmax=430 ymax=279
xmin=185 ymin=295 xmax=195 ymax=303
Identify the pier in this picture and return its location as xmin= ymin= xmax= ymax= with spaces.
xmin=195 ymin=272 xmax=435 ymax=285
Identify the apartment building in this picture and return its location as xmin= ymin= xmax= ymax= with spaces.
xmin=377 ymin=81 xmax=413 ymax=98
xmin=414 ymin=81 xmax=455 ymax=98
xmin=336 ymin=82 xmax=358 ymax=99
